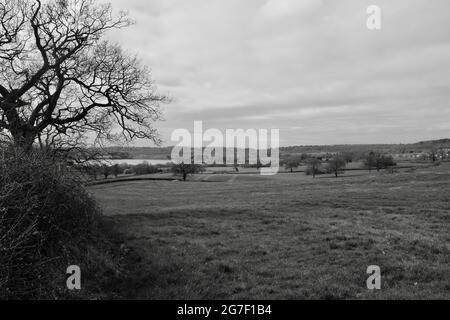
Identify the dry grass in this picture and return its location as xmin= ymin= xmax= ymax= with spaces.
xmin=90 ymin=163 xmax=450 ymax=300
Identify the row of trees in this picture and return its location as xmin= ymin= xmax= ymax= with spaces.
xmin=84 ymin=151 xmax=398 ymax=181
xmin=84 ymin=161 xmax=205 ymax=181
xmin=85 ymin=162 xmax=163 ymax=180
xmin=284 ymin=152 xmax=397 ymax=178
xmin=363 ymin=152 xmax=396 ymax=172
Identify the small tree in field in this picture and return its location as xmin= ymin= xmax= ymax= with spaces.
xmin=111 ymin=164 xmax=122 ymax=178
xmin=327 ymin=155 xmax=346 ymax=178
xmin=284 ymin=159 xmax=299 ymax=173
xmin=101 ymin=164 xmax=110 ymax=179
xmin=380 ymin=155 xmax=396 ymax=173
xmin=305 ymin=158 xmax=321 ymax=178
xmin=171 ymin=162 xmax=205 ymax=181
xmin=364 ymin=152 xmax=396 ymax=172
xmin=364 ymin=152 xmax=377 ymax=172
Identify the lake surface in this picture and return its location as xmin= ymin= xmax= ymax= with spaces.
xmin=104 ymin=159 xmax=173 ymax=166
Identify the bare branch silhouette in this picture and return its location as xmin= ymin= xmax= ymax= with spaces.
xmin=0 ymin=0 xmax=167 ymax=151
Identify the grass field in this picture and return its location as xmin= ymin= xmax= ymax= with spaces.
xmin=90 ymin=163 xmax=450 ymax=300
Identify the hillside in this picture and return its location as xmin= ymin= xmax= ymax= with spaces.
xmin=102 ymin=139 xmax=450 ymax=160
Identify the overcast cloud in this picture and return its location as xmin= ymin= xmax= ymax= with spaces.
xmin=109 ymin=0 xmax=450 ymax=146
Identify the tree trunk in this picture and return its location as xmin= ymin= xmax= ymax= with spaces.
xmin=12 ymin=130 xmax=36 ymax=152
xmin=3 ymin=104 xmax=35 ymax=152
xmin=183 ymin=173 xmax=187 ymax=181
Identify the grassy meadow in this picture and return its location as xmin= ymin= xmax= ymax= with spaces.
xmin=90 ymin=163 xmax=450 ymax=299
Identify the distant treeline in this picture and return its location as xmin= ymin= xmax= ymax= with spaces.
xmin=81 ymin=162 xmax=170 ymax=180
xmin=99 ymin=139 xmax=450 ymax=161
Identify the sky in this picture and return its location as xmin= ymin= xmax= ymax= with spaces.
xmin=108 ymin=0 xmax=450 ymax=147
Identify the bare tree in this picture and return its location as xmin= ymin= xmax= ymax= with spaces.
xmin=364 ymin=152 xmax=396 ymax=172
xmin=364 ymin=152 xmax=377 ymax=172
xmin=0 ymin=0 xmax=166 ymax=152
xmin=305 ymin=158 xmax=321 ymax=178
xmin=327 ymin=155 xmax=346 ymax=178
xmin=111 ymin=163 xmax=122 ymax=178
xmin=284 ymin=159 xmax=299 ymax=173
xmin=101 ymin=164 xmax=109 ymax=179
xmin=171 ymin=162 xmax=205 ymax=181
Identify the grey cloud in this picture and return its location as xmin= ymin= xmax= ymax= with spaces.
xmin=108 ymin=0 xmax=450 ymax=146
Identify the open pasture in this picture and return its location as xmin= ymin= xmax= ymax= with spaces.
xmin=90 ymin=163 xmax=450 ymax=299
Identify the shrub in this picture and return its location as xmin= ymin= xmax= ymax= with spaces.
xmin=0 ymin=146 xmax=101 ymax=299
xmin=133 ymin=162 xmax=160 ymax=176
